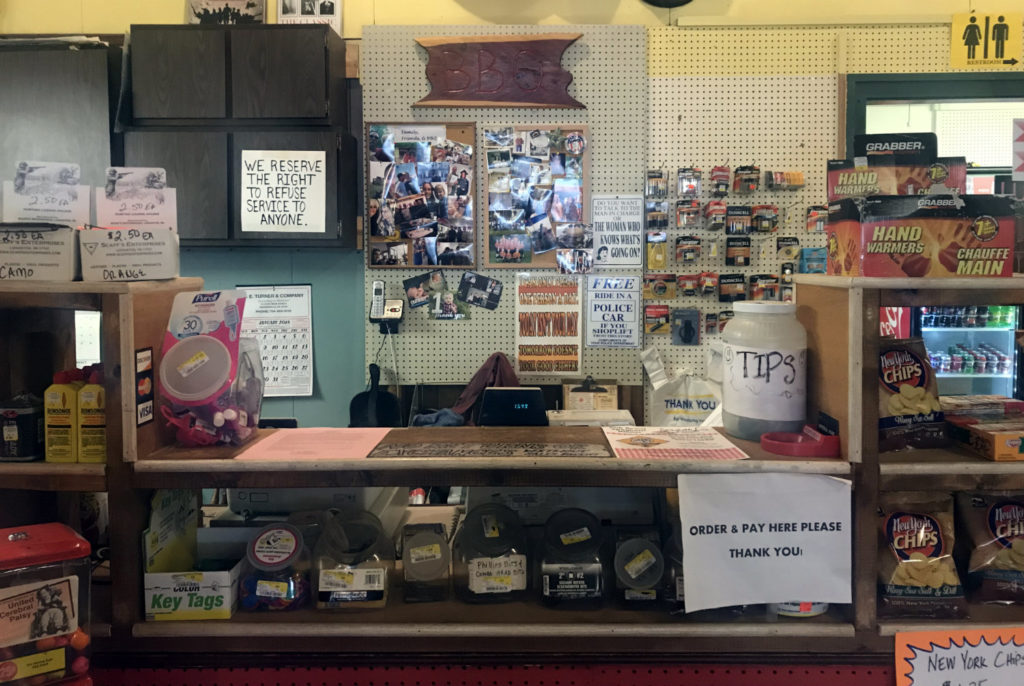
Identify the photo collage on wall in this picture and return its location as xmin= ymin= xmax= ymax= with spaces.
xmin=483 ymin=126 xmax=590 ymax=271
xmin=366 ymin=123 xmax=476 ymax=269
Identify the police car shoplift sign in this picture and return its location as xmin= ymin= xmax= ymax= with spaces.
xmin=951 ymin=13 xmax=1022 ymax=70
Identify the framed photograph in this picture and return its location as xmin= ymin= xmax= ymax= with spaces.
xmin=365 ymin=123 xmax=476 ymax=269
xmin=483 ymin=125 xmax=590 ymax=269
xmin=189 ymin=0 xmax=264 ymax=24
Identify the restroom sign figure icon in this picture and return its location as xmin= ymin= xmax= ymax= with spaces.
xmin=951 ymin=12 xmax=1023 ymax=69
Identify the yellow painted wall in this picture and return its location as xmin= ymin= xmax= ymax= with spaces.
xmin=1 ymin=0 xmax=1009 ymax=38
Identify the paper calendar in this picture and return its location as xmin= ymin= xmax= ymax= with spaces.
xmin=238 ymin=285 xmax=314 ymax=397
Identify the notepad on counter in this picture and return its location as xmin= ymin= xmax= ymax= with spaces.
xmin=602 ymin=426 xmax=749 ymax=461
xmin=237 ymin=427 xmax=392 ymax=461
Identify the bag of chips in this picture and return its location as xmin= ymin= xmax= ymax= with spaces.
xmin=879 ymin=338 xmax=947 ymax=451
xmin=878 ymin=492 xmax=966 ymax=618
xmin=956 ymin=491 xmax=1024 ymax=604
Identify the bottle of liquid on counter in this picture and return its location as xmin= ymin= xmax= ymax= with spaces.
xmin=44 ymin=372 xmax=78 ymax=463
xmin=77 ymin=371 xmax=106 ymax=464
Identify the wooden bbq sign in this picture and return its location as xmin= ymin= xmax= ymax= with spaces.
xmin=415 ymin=34 xmax=585 ymax=109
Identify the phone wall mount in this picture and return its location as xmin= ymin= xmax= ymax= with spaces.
xmin=374 ymin=299 xmax=404 ymax=334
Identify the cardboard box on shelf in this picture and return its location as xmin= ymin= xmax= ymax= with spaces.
xmin=78 ymin=226 xmax=180 ymax=282
xmin=946 ymin=414 xmax=1024 ymax=461
xmin=562 ymin=378 xmax=618 ymax=411
xmin=0 ymin=224 xmax=79 ymax=281
xmin=144 ymin=559 xmax=245 ymax=621
xmin=826 ymin=195 xmax=1016 ymax=278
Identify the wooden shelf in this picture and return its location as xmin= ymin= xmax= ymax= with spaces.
xmin=0 ymin=462 xmax=106 ymax=491
xmin=879 ymin=444 xmax=1024 ymax=490
xmin=128 ymin=601 xmax=854 ymax=654
xmin=794 ymin=274 xmax=1024 ymax=291
xmin=878 ymin=603 xmax=1024 ymax=636
xmin=131 ymin=427 xmax=851 ymax=488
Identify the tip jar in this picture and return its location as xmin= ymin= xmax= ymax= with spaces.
xmin=721 ymin=301 xmax=807 ymax=442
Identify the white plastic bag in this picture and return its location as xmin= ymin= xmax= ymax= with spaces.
xmin=651 ymin=371 xmax=721 ymax=427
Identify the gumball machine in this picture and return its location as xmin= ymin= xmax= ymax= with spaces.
xmin=0 ymin=524 xmax=92 ymax=686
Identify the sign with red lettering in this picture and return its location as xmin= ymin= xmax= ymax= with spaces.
xmin=415 ymin=34 xmax=585 ymax=109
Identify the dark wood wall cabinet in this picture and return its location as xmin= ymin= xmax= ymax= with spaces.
xmin=128 ymin=25 xmax=346 ymax=126
xmin=123 ymin=25 xmax=355 ymax=247
xmin=0 ymin=43 xmax=116 ymax=191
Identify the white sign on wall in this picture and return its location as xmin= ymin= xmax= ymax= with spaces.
xmin=592 ymin=194 xmax=643 ymax=268
xmin=241 ymin=150 xmax=326 ymax=233
xmin=677 ymin=472 xmax=851 ymax=613
xmin=586 ymin=275 xmax=640 ymax=348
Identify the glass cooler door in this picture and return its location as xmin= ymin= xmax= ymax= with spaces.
xmin=918 ymin=305 xmax=1017 ymax=398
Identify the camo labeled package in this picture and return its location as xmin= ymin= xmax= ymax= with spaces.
xmin=827 ymin=195 xmax=1015 ymax=278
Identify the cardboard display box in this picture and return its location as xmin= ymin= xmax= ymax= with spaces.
xmin=144 ymin=558 xmax=244 ymax=621
xmin=78 ymin=226 xmax=179 ymax=282
xmin=826 ymin=195 xmax=1015 ymax=278
xmin=0 ymin=225 xmax=79 ymax=281
xmin=947 ymin=415 xmax=1024 ymax=461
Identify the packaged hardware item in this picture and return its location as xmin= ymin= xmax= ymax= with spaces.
xmin=718 ymin=274 xmax=746 ymax=303
xmin=806 ymin=206 xmax=827 ymax=232
xmin=670 ymin=308 xmax=700 ymax=346
xmin=798 ymin=247 xmax=826 ymax=274
xmin=644 ymin=304 xmax=671 ymax=334
xmin=748 ymin=274 xmax=780 ymax=301
xmin=826 ymin=195 xmax=1015 ymax=278
xmin=676 ymin=201 xmax=701 ymax=228
xmin=646 ymin=201 xmax=670 ymax=230
xmin=0 ymin=523 xmax=93 ymax=685
xmin=453 ymin=504 xmax=529 ymax=603
xmin=725 ymin=237 xmax=750 ymax=266
xmin=732 ymin=165 xmax=760 ymax=193
xmin=710 ymin=166 xmax=731 ymax=197
xmin=646 ymin=232 xmax=668 ymax=270
xmin=645 ymin=169 xmax=667 ymax=199
xmin=777 ymin=236 xmax=800 ymax=261
xmin=675 ymin=236 xmax=701 ymax=263
xmin=704 ymin=201 xmax=727 ymax=230
xmin=0 ymin=395 xmax=43 ymax=461
xmin=159 ymin=290 xmax=264 ymax=447
xmin=643 ymin=273 xmax=676 ymax=299
xmin=956 ymin=491 xmax=1024 ymax=604
xmin=752 ymin=204 xmax=779 ymax=233
xmin=614 ymin=533 xmax=665 ymax=603
xmin=540 ymin=509 xmax=605 ymax=607
xmin=878 ymin=492 xmax=965 ymax=618
xmin=402 ymin=523 xmax=451 ymax=603
xmin=878 ymin=338 xmax=947 ymax=452
xmin=316 ymin=510 xmax=395 ymax=609
xmin=677 ymin=167 xmax=701 ymax=199
xmin=239 ymin=523 xmax=311 ymax=611
xmin=725 ymin=206 xmax=751 ymax=235
xmin=677 ymin=274 xmax=699 ymax=297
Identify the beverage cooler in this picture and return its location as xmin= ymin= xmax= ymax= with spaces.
xmin=915 ymin=305 xmax=1018 ymax=398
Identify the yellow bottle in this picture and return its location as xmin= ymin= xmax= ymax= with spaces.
xmin=77 ymin=371 xmax=106 ymax=464
xmin=44 ymin=371 xmax=78 ymax=463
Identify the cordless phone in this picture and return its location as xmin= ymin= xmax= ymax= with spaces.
xmin=370 ymin=280 xmax=385 ymax=320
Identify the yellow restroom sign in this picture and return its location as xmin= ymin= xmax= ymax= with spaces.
xmin=951 ymin=13 xmax=1022 ymax=69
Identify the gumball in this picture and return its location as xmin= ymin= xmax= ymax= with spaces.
xmin=52 ymin=636 xmax=69 ymax=648
xmin=71 ymin=656 xmax=90 ymax=675
xmin=69 ymin=630 xmax=90 ymax=652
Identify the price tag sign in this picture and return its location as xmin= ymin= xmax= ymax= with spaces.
xmin=94 ymin=167 xmax=177 ymax=231
xmin=677 ymin=472 xmax=851 ymax=612
xmin=896 ymin=628 xmax=1024 ymax=686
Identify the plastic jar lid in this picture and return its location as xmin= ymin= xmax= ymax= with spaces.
xmin=247 ymin=523 xmax=304 ymax=572
xmin=403 ymin=530 xmax=451 ymax=582
xmin=614 ymin=537 xmax=665 ymax=589
xmin=543 ymin=508 xmax=603 ymax=562
xmin=732 ymin=301 xmax=796 ymax=315
xmin=461 ymin=503 xmax=525 ymax=558
xmin=335 ymin=510 xmax=391 ymax=565
xmin=159 ymin=334 xmax=231 ymax=403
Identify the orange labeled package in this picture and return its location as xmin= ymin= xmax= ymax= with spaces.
xmin=878 ymin=492 xmax=966 ymax=618
xmin=956 ymin=492 xmax=1024 ymax=604
xmin=827 ymin=195 xmax=1015 ymax=278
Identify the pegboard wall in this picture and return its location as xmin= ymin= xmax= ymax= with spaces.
xmin=362 ymin=25 xmax=647 ymax=388
xmin=361 ymin=21 xmax=1012 ymax=414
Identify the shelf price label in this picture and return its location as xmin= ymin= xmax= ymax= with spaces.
xmin=677 ymin=472 xmax=851 ymax=613
xmin=896 ymin=628 xmax=1024 ymax=686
